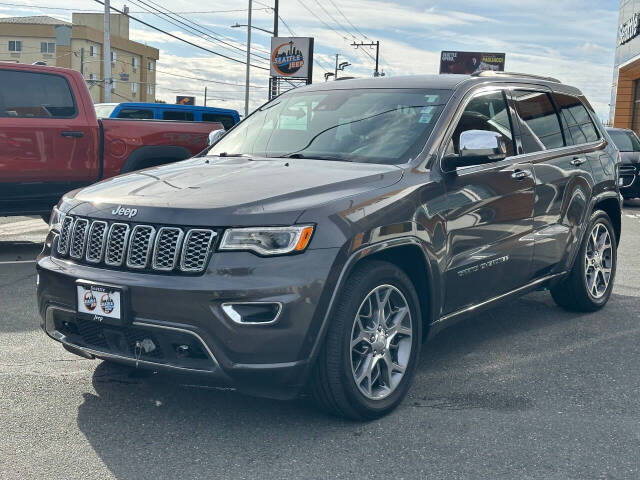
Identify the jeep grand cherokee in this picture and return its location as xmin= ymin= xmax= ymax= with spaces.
xmin=37 ymin=72 xmax=622 ymax=420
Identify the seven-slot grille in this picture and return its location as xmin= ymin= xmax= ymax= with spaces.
xmin=55 ymin=216 xmax=216 ymax=274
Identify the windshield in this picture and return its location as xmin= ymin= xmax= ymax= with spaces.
xmin=208 ymin=88 xmax=451 ymax=164
xmin=94 ymin=104 xmax=117 ymax=119
xmin=608 ymin=129 xmax=640 ymax=152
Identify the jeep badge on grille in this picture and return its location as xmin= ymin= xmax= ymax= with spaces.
xmin=111 ymin=205 xmax=138 ymax=218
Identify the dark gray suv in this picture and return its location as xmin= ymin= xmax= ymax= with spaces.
xmin=37 ymin=72 xmax=621 ymax=419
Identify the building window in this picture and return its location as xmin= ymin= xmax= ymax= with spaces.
xmin=132 ymin=57 xmax=138 ymax=71
xmin=8 ymin=40 xmax=22 ymax=52
xmin=147 ymin=84 xmax=153 ymax=95
xmin=111 ymin=50 xmax=116 ymax=64
xmin=148 ymin=60 xmax=154 ymax=71
xmin=89 ymin=45 xmax=97 ymax=57
xmin=40 ymin=42 xmax=55 ymax=54
xmin=131 ymin=82 xmax=137 ymax=95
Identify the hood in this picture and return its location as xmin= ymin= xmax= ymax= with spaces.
xmin=66 ymin=157 xmax=403 ymax=226
xmin=619 ymin=151 xmax=640 ymax=164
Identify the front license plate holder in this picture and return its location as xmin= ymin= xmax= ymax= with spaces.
xmin=76 ymin=279 xmax=129 ymax=326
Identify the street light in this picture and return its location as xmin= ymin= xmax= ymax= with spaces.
xmin=324 ymin=72 xmax=335 ymax=81
xmin=231 ymin=23 xmax=274 ymax=35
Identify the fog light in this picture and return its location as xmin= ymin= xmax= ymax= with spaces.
xmin=222 ymin=302 xmax=282 ymax=325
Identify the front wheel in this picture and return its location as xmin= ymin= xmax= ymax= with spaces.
xmin=311 ymin=261 xmax=421 ymax=420
xmin=551 ymin=210 xmax=617 ymax=312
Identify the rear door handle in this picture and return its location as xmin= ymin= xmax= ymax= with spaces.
xmin=61 ymin=131 xmax=84 ymax=138
xmin=570 ymin=157 xmax=587 ymax=166
xmin=511 ymin=169 xmax=530 ymax=180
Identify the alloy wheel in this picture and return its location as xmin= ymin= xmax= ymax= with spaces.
xmin=584 ymin=222 xmax=613 ymax=299
xmin=350 ymin=284 xmax=412 ymax=400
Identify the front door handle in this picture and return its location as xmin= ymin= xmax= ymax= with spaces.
xmin=61 ymin=131 xmax=84 ymax=138
xmin=511 ymin=169 xmax=530 ymax=180
xmin=570 ymin=157 xmax=587 ymax=166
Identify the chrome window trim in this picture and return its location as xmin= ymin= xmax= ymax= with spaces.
xmin=126 ymin=225 xmax=156 ymax=269
xmin=180 ymin=229 xmax=216 ymax=272
xmin=152 ymin=226 xmax=184 ymax=271
xmin=85 ymin=220 xmax=108 ymax=264
xmin=104 ymin=222 xmax=130 ymax=267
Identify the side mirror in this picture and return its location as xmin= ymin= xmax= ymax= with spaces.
xmin=442 ymin=130 xmax=507 ymax=172
xmin=208 ymin=129 xmax=226 ymax=146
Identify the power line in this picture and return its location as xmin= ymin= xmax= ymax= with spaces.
xmin=325 ymin=0 xmax=371 ymax=41
xmin=0 ymin=2 xmax=270 ymax=14
xmin=93 ymin=0 xmax=269 ymax=70
xmin=130 ymin=0 xmax=270 ymax=62
xmin=311 ymin=0 xmax=356 ymax=40
xmin=294 ymin=0 xmax=348 ymax=41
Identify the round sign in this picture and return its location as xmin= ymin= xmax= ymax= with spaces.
xmin=271 ymin=41 xmax=305 ymax=76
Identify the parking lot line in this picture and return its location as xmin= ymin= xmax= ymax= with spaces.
xmin=0 ymin=218 xmax=47 ymax=235
xmin=0 ymin=260 xmax=37 ymax=265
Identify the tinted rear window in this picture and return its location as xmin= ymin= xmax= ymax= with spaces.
xmin=202 ymin=113 xmax=235 ymax=130
xmin=608 ymin=129 xmax=640 ymax=152
xmin=553 ymin=93 xmax=599 ymax=145
xmin=117 ymin=108 xmax=154 ymax=119
xmin=0 ymin=70 xmax=76 ymax=118
xmin=512 ymin=90 xmax=563 ymax=153
xmin=163 ymin=110 xmax=194 ymax=121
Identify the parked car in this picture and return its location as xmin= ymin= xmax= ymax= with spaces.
xmin=38 ymin=72 xmax=621 ymax=420
xmin=0 ymin=63 xmax=222 ymax=217
xmin=94 ymin=102 xmax=240 ymax=130
xmin=605 ymin=127 xmax=640 ymax=199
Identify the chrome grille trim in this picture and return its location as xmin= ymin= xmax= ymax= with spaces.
xmin=56 ymin=215 xmax=75 ymax=255
xmin=69 ymin=218 xmax=89 ymax=259
xmin=180 ymin=229 xmax=216 ymax=273
xmin=105 ymin=223 xmax=130 ymax=266
xmin=126 ymin=225 xmax=156 ymax=269
xmin=152 ymin=227 xmax=184 ymax=271
xmin=56 ymin=216 xmax=216 ymax=274
xmin=85 ymin=221 xmax=108 ymax=263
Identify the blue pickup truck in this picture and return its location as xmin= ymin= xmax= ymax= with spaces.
xmin=94 ymin=102 xmax=240 ymax=130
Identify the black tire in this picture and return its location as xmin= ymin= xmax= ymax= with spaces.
xmin=311 ymin=260 xmax=422 ymax=420
xmin=551 ymin=210 xmax=617 ymax=312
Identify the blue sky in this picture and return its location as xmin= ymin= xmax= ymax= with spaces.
xmin=1 ymin=0 xmax=622 ymax=118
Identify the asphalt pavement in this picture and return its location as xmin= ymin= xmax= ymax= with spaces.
xmin=1 ymin=206 xmax=640 ymax=479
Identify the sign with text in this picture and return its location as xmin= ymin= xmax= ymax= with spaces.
xmin=619 ymin=12 xmax=640 ymax=46
xmin=270 ymin=37 xmax=313 ymax=79
xmin=439 ymin=51 xmax=505 ymax=75
xmin=176 ymin=96 xmax=195 ymax=105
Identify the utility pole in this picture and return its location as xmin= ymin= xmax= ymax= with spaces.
xmin=351 ymin=41 xmax=381 ymax=77
xmin=204 ymin=86 xmax=207 ymax=106
xmin=244 ymin=0 xmax=252 ymax=117
xmin=334 ymin=54 xmax=339 ymax=79
xmin=273 ymin=0 xmax=278 ymax=36
xmin=104 ymin=0 xmax=111 ymax=102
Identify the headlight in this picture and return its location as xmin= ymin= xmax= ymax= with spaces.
xmin=219 ymin=225 xmax=314 ymax=256
xmin=49 ymin=206 xmax=65 ymax=233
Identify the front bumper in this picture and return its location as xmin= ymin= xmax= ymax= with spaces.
xmin=37 ymin=244 xmax=342 ymax=399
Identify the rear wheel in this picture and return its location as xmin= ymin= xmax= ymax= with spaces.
xmin=551 ymin=210 xmax=617 ymax=312
xmin=311 ymin=261 xmax=421 ymax=420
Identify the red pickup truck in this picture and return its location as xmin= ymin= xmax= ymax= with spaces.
xmin=0 ymin=63 xmax=221 ymax=217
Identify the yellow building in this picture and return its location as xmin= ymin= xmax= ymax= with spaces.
xmin=0 ymin=14 xmax=159 ymax=103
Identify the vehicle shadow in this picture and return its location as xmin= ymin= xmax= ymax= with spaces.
xmin=75 ymin=290 xmax=638 ymax=478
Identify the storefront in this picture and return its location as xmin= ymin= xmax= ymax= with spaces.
xmin=611 ymin=0 xmax=640 ymax=129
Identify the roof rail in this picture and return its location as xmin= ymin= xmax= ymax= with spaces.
xmin=471 ymin=70 xmax=561 ymax=83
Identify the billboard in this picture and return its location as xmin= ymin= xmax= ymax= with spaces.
xmin=439 ymin=51 xmax=505 ymax=75
xmin=270 ymin=37 xmax=314 ymax=79
xmin=176 ymin=96 xmax=195 ymax=105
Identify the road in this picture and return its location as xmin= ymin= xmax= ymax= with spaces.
xmin=1 ymin=206 xmax=640 ymax=480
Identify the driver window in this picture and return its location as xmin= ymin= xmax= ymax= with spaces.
xmin=446 ymin=90 xmax=515 ymax=157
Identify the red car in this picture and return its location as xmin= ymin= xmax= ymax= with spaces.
xmin=0 ymin=63 xmax=221 ymax=217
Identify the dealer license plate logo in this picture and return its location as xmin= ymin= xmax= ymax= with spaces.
xmin=77 ymin=284 xmax=121 ymax=321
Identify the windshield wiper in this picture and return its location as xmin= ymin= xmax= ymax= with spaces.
xmin=276 ymin=153 xmax=353 ymax=162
